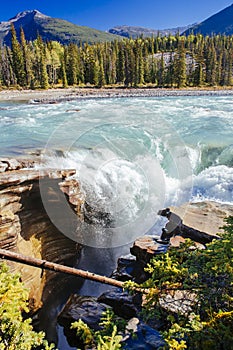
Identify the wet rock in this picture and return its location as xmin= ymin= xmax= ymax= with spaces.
xmin=123 ymin=318 xmax=165 ymax=349
xmin=180 ymin=224 xmax=219 ymax=245
xmin=98 ymin=287 xmax=142 ymax=319
xmin=59 ymin=178 xmax=85 ymax=218
xmin=58 ymin=295 xmax=108 ymax=330
xmin=0 ymin=158 xmax=21 ymax=171
xmin=111 ymin=254 xmax=149 ymax=283
xmin=0 ymin=161 xmax=8 ymax=173
xmin=58 ymin=295 xmax=108 ymax=347
xmin=130 ymin=236 xmax=168 ymax=265
xmin=66 ymin=109 xmax=81 ymax=112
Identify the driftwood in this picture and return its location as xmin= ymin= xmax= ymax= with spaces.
xmin=0 ymin=248 xmax=124 ymax=288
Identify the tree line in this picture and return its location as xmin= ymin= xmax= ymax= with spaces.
xmin=1 ymin=24 xmax=233 ymax=89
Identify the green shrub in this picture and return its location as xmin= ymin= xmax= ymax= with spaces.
xmin=124 ymin=216 xmax=233 ymax=349
xmin=71 ymin=309 xmax=124 ymax=350
xmin=0 ymin=263 xmax=55 ymax=350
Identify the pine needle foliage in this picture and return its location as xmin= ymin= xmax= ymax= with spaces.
xmin=0 ymin=263 xmax=55 ymax=350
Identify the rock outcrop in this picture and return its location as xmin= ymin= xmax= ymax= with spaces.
xmin=58 ymin=294 xmax=165 ymax=349
xmin=0 ymin=158 xmax=83 ymax=310
xmin=171 ymin=201 xmax=233 ymax=236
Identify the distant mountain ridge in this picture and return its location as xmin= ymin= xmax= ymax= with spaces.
xmin=1 ymin=4 xmax=233 ymax=47
xmin=0 ymin=10 xmax=117 ymax=46
xmin=108 ymin=24 xmax=195 ymax=38
xmin=183 ymin=4 xmax=233 ymax=36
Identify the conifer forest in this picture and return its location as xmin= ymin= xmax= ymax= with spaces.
xmin=1 ymin=24 xmax=233 ymax=89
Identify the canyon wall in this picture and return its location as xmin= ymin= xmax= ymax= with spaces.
xmin=0 ymin=158 xmax=83 ymax=310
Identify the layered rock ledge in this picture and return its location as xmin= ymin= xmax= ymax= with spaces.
xmin=0 ymin=158 xmax=83 ymax=310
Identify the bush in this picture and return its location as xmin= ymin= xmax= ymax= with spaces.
xmin=0 ymin=263 xmax=55 ymax=350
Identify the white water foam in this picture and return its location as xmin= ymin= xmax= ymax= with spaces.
xmin=192 ymin=165 xmax=233 ymax=204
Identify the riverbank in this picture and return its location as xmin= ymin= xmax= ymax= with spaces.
xmin=1 ymin=87 xmax=233 ymax=103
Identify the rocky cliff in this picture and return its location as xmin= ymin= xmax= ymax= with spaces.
xmin=0 ymin=158 xmax=83 ymax=310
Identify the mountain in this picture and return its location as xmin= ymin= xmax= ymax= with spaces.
xmin=0 ymin=10 xmax=117 ymax=46
xmin=108 ymin=24 xmax=195 ymax=38
xmin=183 ymin=4 xmax=233 ymax=36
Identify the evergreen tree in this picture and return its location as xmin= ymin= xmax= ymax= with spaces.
xmin=157 ymin=53 xmax=165 ymax=87
xmin=143 ymin=40 xmax=150 ymax=83
xmin=174 ymin=40 xmax=187 ymax=88
xmin=0 ymin=47 xmax=13 ymax=87
xmin=205 ymin=40 xmax=217 ymax=86
xmin=10 ymin=24 xmax=26 ymax=86
xmin=116 ymin=43 xmax=125 ymax=84
xmin=107 ymin=44 xmax=117 ymax=85
xmin=165 ymin=52 xmax=174 ymax=87
xmin=137 ymin=39 xmax=145 ymax=85
xmin=124 ymin=41 xmax=134 ymax=87
xmin=226 ymin=48 xmax=233 ymax=86
xmin=193 ymin=40 xmax=205 ymax=86
xmin=97 ymin=54 xmax=106 ymax=87
xmin=67 ymin=43 xmax=78 ymax=85
xmin=61 ymin=58 xmax=68 ymax=88
xmin=20 ymin=27 xmax=33 ymax=87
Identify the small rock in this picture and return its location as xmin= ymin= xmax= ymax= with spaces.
xmin=58 ymin=295 xmax=108 ymax=331
xmin=111 ymin=254 xmax=149 ymax=283
xmin=130 ymin=236 xmax=168 ymax=264
xmin=98 ymin=287 xmax=142 ymax=319
xmin=0 ymin=158 xmax=21 ymax=170
xmin=170 ymin=235 xmax=186 ymax=247
xmin=123 ymin=319 xmax=165 ymax=349
xmin=0 ymin=162 xmax=8 ymax=172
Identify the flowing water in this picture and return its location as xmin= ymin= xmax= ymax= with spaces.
xmin=1 ymin=96 xmax=232 ymax=210
xmin=1 ymin=95 xmax=233 ymax=347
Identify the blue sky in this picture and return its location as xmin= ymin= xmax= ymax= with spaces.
xmin=0 ymin=1 xmax=232 ymax=30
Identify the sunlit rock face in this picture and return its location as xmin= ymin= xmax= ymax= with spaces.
xmin=0 ymin=158 xmax=82 ymax=310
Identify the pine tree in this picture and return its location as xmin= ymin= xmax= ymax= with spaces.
xmin=174 ymin=40 xmax=187 ymax=88
xmin=108 ymin=44 xmax=117 ymax=85
xmin=116 ymin=43 xmax=125 ymax=84
xmin=137 ymin=39 xmax=145 ymax=85
xmin=10 ymin=24 xmax=26 ymax=86
xmin=165 ymin=52 xmax=174 ymax=87
xmin=157 ymin=53 xmax=165 ymax=87
xmin=20 ymin=27 xmax=33 ymax=87
xmin=193 ymin=39 xmax=205 ymax=86
xmin=205 ymin=39 xmax=217 ymax=86
xmin=226 ymin=48 xmax=233 ymax=86
xmin=97 ymin=54 xmax=106 ymax=87
xmin=67 ymin=43 xmax=78 ymax=85
xmin=61 ymin=58 xmax=68 ymax=88
xmin=124 ymin=41 xmax=134 ymax=87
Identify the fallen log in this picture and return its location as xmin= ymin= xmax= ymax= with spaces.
xmin=0 ymin=248 xmax=124 ymax=288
